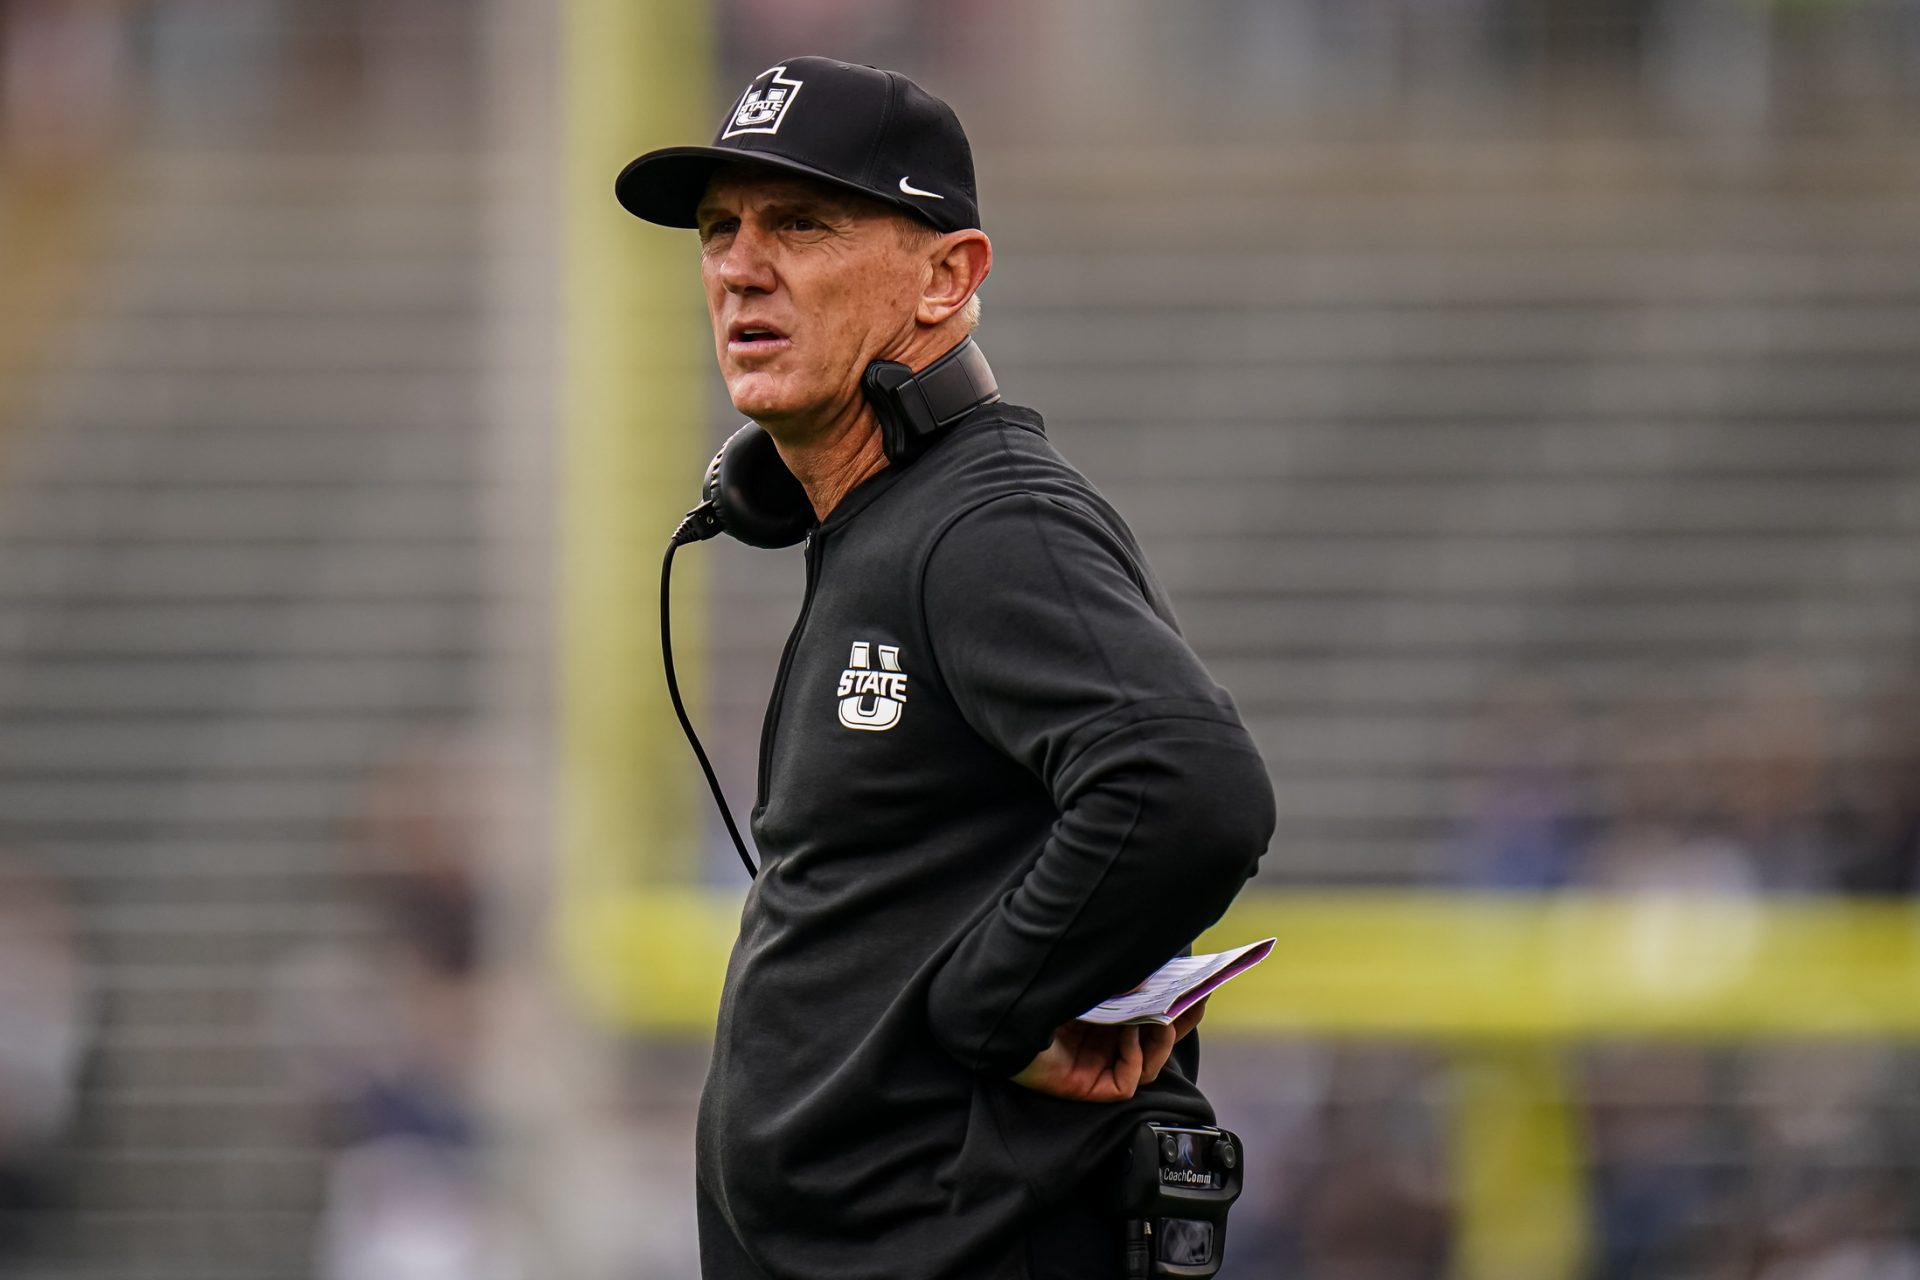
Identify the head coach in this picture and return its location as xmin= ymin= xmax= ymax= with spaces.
xmin=615 ymin=57 xmax=1277 ymax=1280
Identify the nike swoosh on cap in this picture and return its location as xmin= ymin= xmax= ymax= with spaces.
xmin=898 ymin=177 xmax=944 ymax=200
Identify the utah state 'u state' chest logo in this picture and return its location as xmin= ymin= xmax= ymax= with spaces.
xmin=836 ymin=641 xmax=908 ymax=732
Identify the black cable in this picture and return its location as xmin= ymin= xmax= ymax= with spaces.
xmin=662 ymin=533 xmax=758 ymax=879
xmin=1124 ymin=1219 xmax=1152 ymax=1280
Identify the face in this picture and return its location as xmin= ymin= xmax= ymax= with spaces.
xmin=696 ymin=167 xmax=928 ymax=437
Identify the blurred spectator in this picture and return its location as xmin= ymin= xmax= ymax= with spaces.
xmin=1451 ymin=659 xmax=1916 ymax=899
xmin=0 ymin=0 xmax=127 ymax=163
xmin=1197 ymin=1038 xmax=1335 ymax=1274
xmin=1582 ymin=682 xmax=1759 ymax=896
xmin=1583 ymin=1044 xmax=1739 ymax=1280
xmin=1290 ymin=1049 xmax=1452 ymax=1280
xmin=268 ymin=733 xmax=510 ymax=1280
xmin=0 ymin=856 xmax=94 ymax=1262
xmin=1700 ymin=663 xmax=1846 ymax=894
xmin=1843 ymin=676 xmax=1920 ymax=895
xmin=1451 ymin=673 xmax=1591 ymax=889
xmin=1752 ymin=1173 xmax=1920 ymax=1280
xmin=317 ymin=1136 xmax=495 ymax=1280
xmin=1743 ymin=1046 xmax=1920 ymax=1280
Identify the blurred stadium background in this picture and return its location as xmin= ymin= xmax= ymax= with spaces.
xmin=2 ymin=0 xmax=1920 ymax=1277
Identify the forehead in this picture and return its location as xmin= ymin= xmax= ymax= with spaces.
xmin=696 ymin=163 xmax=889 ymax=220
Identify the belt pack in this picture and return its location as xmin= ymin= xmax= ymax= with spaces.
xmin=1116 ymin=1122 xmax=1244 ymax=1278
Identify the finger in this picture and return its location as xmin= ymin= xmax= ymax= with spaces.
xmin=1140 ymin=1023 xmax=1177 ymax=1084
xmin=1069 ymin=1023 xmax=1111 ymax=1076
xmin=1170 ymin=996 xmax=1211 ymax=1041
xmin=1111 ymin=1024 xmax=1144 ymax=1098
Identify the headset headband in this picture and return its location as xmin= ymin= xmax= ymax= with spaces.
xmin=863 ymin=337 xmax=1000 ymax=466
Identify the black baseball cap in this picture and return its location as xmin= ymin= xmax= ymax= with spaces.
xmin=615 ymin=56 xmax=979 ymax=236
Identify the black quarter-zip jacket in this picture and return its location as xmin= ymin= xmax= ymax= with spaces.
xmin=697 ymin=402 xmax=1276 ymax=1280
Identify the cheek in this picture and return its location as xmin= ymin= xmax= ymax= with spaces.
xmin=701 ymin=285 xmax=725 ymax=350
xmin=816 ymin=270 xmax=911 ymax=349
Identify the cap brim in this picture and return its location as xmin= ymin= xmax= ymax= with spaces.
xmin=614 ymin=145 xmax=937 ymax=229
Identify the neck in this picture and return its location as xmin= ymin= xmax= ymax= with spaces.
xmin=770 ymin=397 xmax=890 ymax=522
xmin=766 ymin=325 xmax=970 ymax=521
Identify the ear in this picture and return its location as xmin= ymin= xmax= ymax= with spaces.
xmin=917 ymin=230 xmax=992 ymax=328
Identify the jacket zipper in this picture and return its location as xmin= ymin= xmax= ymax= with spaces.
xmin=757 ymin=530 xmax=821 ymax=809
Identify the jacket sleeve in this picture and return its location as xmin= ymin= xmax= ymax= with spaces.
xmin=919 ymin=492 xmax=1276 ymax=1077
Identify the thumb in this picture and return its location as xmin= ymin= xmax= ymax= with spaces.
xmin=1170 ymin=995 xmax=1210 ymax=1041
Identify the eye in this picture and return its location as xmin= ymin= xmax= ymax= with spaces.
xmin=785 ymin=215 xmax=821 ymax=232
xmin=700 ymin=217 xmax=739 ymax=243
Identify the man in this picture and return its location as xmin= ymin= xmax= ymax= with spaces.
xmin=616 ymin=58 xmax=1275 ymax=1280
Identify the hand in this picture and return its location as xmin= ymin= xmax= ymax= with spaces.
xmin=1010 ymin=997 xmax=1209 ymax=1102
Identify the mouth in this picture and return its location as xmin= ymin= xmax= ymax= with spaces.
xmin=727 ymin=320 xmax=792 ymax=357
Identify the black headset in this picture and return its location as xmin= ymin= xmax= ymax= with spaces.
xmin=671 ymin=336 xmax=999 ymax=550
xmin=663 ymin=338 xmax=1000 ymax=877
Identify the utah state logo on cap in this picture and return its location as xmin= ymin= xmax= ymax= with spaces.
xmin=615 ymin=56 xmax=981 ymax=235
xmin=723 ymin=65 xmax=804 ymax=139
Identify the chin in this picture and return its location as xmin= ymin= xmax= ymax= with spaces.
xmin=726 ymin=373 xmax=812 ymax=425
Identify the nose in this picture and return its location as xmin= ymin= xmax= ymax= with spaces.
xmin=715 ymin=222 xmax=777 ymax=296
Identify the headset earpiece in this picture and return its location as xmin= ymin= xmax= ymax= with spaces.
xmin=702 ymin=422 xmax=813 ymax=549
xmin=862 ymin=337 xmax=999 ymax=467
xmin=678 ymin=339 xmax=999 ymax=551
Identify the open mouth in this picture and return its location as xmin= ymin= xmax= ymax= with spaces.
xmin=728 ymin=321 xmax=791 ymax=354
